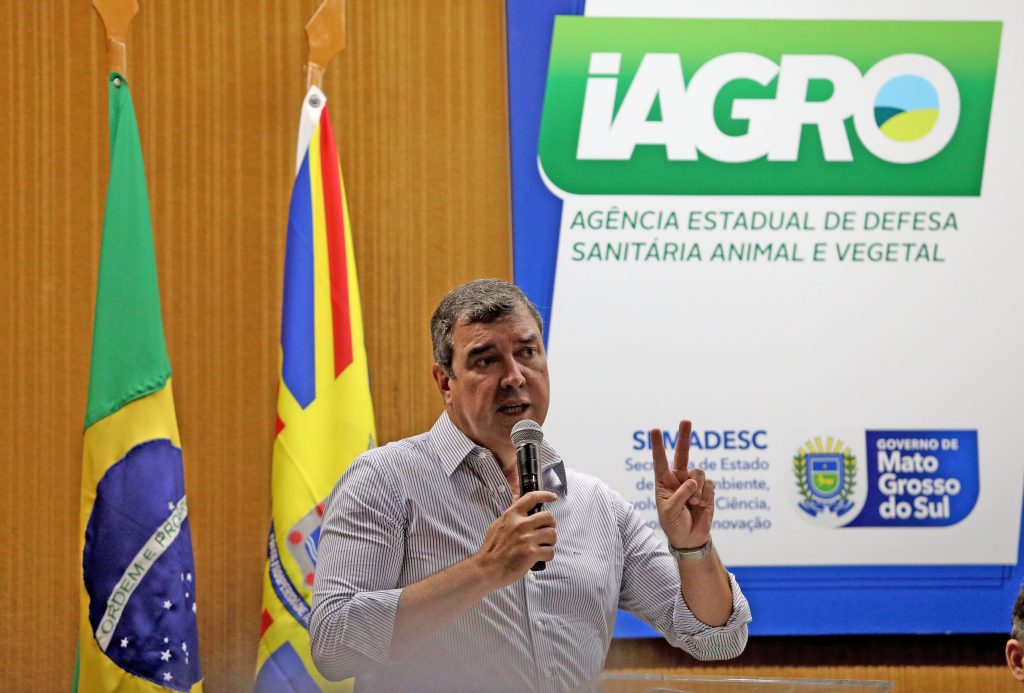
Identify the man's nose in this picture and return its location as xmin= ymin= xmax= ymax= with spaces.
xmin=500 ymin=357 xmax=526 ymax=388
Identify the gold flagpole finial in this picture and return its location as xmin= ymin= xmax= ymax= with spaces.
xmin=93 ymin=0 xmax=139 ymax=77
xmin=305 ymin=0 xmax=346 ymax=90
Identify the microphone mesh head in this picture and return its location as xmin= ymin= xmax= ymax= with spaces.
xmin=510 ymin=419 xmax=544 ymax=447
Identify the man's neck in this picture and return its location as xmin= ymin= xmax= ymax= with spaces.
xmin=479 ymin=442 xmax=520 ymax=499
xmin=493 ymin=451 xmax=520 ymax=498
xmin=444 ymin=412 xmax=522 ymax=496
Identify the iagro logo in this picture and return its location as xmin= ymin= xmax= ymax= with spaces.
xmin=577 ymin=52 xmax=958 ymax=165
xmin=539 ymin=18 xmax=1001 ymax=195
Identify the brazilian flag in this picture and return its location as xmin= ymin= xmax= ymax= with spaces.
xmin=75 ymin=73 xmax=203 ymax=693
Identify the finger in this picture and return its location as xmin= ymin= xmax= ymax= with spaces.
xmin=524 ymin=511 xmax=556 ymax=530
xmin=699 ymin=478 xmax=715 ymax=508
xmin=673 ymin=420 xmax=693 ymax=474
xmin=532 ymin=527 xmax=557 ymax=546
xmin=537 ymin=546 xmax=556 ymax=563
xmin=686 ymin=468 xmax=706 ymax=505
xmin=512 ymin=491 xmax=557 ymax=514
xmin=665 ymin=478 xmax=699 ymax=514
xmin=650 ymin=427 xmax=669 ymax=486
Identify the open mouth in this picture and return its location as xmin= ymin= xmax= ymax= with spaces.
xmin=498 ymin=403 xmax=529 ymax=416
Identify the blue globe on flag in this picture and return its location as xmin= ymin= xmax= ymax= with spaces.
xmin=83 ymin=439 xmax=202 ymax=690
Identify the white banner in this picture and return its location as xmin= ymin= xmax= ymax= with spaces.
xmin=540 ymin=0 xmax=1024 ymax=565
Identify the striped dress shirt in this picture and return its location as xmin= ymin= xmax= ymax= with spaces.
xmin=310 ymin=412 xmax=751 ymax=693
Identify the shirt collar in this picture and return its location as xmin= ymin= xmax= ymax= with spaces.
xmin=429 ymin=411 xmax=568 ymax=494
xmin=430 ymin=411 xmax=482 ymax=476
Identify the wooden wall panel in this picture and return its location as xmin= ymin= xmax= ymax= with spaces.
xmin=1 ymin=1 xmax=106 ymax=691
xmin=606 ymin=665 xmax=1016 ymax=693
xmin=0 ymin=1 xmax=1013 ymax=692
xmin=0 ymin=1 xmax=510 ymax=690
xmin=607 ymin=635 xmax=1018 ymax=692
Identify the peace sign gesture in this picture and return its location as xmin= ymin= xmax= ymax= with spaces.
xmin=651 ymin=420 xmax=715 ymax=550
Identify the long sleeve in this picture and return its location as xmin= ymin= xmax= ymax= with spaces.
xmin=310 ymin=457 xmax=406 ymax=681
xmin=614 ymin=490 xmax=751 ymax=660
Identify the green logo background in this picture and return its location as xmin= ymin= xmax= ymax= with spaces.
xmin=538 ymin=18 xmax=1001 ymax=196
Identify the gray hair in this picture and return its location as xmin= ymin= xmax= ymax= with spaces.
xmin=1013 ymin=583 xmax=1024 ymax=640
xmin=430 ymin=279 xmax=543 ymax=376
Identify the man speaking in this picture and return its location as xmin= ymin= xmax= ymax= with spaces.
xmin=310 ymin=279 xmax=750 ymax=692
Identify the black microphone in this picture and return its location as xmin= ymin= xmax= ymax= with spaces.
xmin=511 ymin=419 xmax=546 ymax=571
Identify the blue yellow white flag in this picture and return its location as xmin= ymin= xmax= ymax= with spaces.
xmin=254 ymin=85 xmax=376 ymax=692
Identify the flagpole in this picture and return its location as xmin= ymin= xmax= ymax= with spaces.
xmin=92 ymin=0 xmax=139 ymax=77
xmin=305 ymin=0 xmax=346 ymax=90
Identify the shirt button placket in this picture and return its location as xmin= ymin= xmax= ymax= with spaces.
xmin=541 ymin=665 xmax=558 ymax=693
xmin=523 ymin=570 xmax=550 ymax=690
xmin=536 ymin=617 xmax=560 ymax=693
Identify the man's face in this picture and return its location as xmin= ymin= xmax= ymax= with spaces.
xmin=433 ymin=304 xmax=550 ymax=457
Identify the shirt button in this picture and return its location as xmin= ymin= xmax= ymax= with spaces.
xmin=535 ymin=619 xmax=544 ymax=629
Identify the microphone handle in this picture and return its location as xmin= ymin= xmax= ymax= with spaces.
xmin=528 ymin=497 xmax=546 ymax=572
xmin=518 ymin=447 xmax=546 ymax=572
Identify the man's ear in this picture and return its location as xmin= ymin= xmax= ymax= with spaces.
xmin=1006 ymin=639 xmax=1024 ymax=681
xmin=432 ymin=363 xmax=453 ymax=406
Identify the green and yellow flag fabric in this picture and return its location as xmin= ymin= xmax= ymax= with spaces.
xmin=76 ymin=73 xmax=203 ymax=693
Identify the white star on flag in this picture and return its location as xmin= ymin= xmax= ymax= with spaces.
xmin=120 ymin=638 xmax=128 ymax=648
xmin=192 ymin=602 xmax=197 ymax=613
xmin=164 ymin=637 xmax=170 ymax=643
xmin=167 ymin=502 xmax=175 ymax=511
xmin=163 ymin=600 xmax=172 ymax=609
xmin=186 ymin=572 xmax=192 ymax=582
xmin=163 ymin=672 xmax=173 ymax=682
xmin=161 ymin=650 xmax=172 ymax=661
xmin=182 ymin=642 xmax=188 ymax=652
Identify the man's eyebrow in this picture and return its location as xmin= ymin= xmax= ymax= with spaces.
xmin=465 ymin=334 xmax=539 ymax=359
xmin=465 ymin=343 xmax=496 ymax=359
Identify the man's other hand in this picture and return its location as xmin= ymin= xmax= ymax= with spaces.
xmin=651 ymin=420 xmax=714 ymax=550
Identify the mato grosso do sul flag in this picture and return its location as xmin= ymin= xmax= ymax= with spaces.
xmin=76 ymin=72 xmax=202 ymax=693
xmin=254 ymin=85 xmax=376 ymax=692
